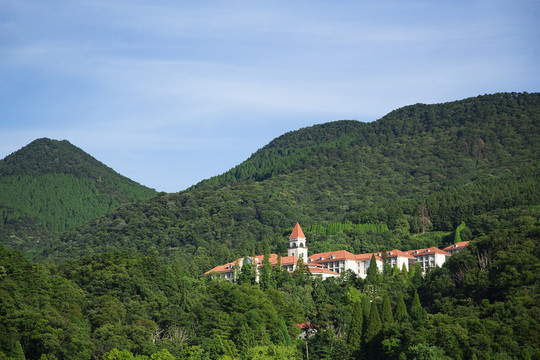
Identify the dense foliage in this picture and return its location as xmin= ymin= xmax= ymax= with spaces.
xmin=0 ymin=138 xmax=156 ymax=247
xmin=0 ymin=207 xmax=538 ymax=359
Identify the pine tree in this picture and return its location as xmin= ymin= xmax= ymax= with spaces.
xmin=410 ymin=289 xmax=427 ymax=327
xmin=394 ymin=293 xmax=409 ymax=323
xmin=238 ymin=256 xmax=256 ymax=285
xmin=362 ymin=296 xmax=371 ymax=329
xmin=381 ymin=293 xmax=394 ymax=326
xmin=347 ymin=300 xmax=363 ymax=355
xmin=366 ymin=254 xmax=380 ymax=284
xmin=12 ymin=341 xmax=25 ymax=360
xmin=272 ymin=254 xmax=286 ymax=288
xmin=293 ymin=257 xmax=306 ymax=286
xmin=259 ymin=244 xmax=272 ymax=290
xmin=363 ymin=301 xmax=382 ymax=344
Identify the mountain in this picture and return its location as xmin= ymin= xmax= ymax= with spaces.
xmin=0 ymin=138 xmax=157 ymax=255
xmin=38 ymin=93 xmax=540 ymax=273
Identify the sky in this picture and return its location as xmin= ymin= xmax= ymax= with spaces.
xmin=1 ymin=0 xmax=539 ymax=192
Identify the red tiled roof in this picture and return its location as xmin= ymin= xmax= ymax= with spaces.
xmin=309 ymin=250 xmax=357 ymax=262
xmin=281 ymin=255 xmax=302 ymax=266
xmin=203 ymin=262 xmax=235 ymax=276
xmin=383 ymin=249 xmax=416 ymax=259
xmin=296 ymin=322 xmax=320 ymax=329
xmin=309 ymin=268 xmax=340 ymax=275
xmin=405 ymin=247 xmax=452 ymax=256
xmin=443 ymin=241 xmax=470 ymax=251
xmin=290 ymin=222 xmax=306 ymax=238
xmin=355 ymin=253 xmax=383 ymax=261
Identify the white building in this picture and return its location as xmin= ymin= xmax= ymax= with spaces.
xmin=204 ymin=223 xmax=467 ymax=281
xmin=405 ymin=247 xmax=452 ymax=271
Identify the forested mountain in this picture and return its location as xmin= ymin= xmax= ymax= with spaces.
xmin=39 ymin=93 xmax=540 ymax=273
xmin=1 ymin=92 xmax=539 ymax=359
xmin=0 ymin=138 xmax=157 ymax=256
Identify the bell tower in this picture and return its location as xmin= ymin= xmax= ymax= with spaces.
xmin=288 ymin=222 xmax=308 ymax=259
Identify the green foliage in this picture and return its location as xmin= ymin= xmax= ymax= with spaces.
xmin=394 ymin=293 xmax=409 ymax=323
xmin=454 ymin=221 xmax=466 ymax=243
xmin=346 ymin=299 xmax=363 ymax=355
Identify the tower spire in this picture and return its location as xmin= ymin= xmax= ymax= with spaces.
xmin=288 ymin=222 xmax=308 ymax=259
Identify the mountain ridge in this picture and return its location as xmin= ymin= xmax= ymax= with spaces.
xmin=34 ymin=92 xmax=539 ymax=273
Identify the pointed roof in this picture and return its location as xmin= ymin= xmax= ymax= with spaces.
xmin=290 ymin=222 xmax=306 ymax=239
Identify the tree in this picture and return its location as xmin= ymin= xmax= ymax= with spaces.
xmin=363 ymin=301 xmax=382 ymax=344
xmin=381 ymin=293 xmax=394 ymax=326
xmin=394 ymin=293 xmax=409 ymax=323
xmin=347 ymin=299 xmax=363 ymax=356
xmin=366 ymin=254 xmax=381 ymax=284
xmin=259 ymin=245 xmax=273 ymax=290
xmin=237 ymin=256 xmax=256 ymax=285
xmin=410 ymin=290 xmax=427 ymax=327
xmin=418 ymin=203 xmax=432 ymax=234
xmin=12 ymin=342 xmax=25 ymax=360
xmin=293 ymin=258 xmax=307 ymax=286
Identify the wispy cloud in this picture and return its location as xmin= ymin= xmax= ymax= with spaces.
xmin=1 ymin=0 xmax=539 ymax=191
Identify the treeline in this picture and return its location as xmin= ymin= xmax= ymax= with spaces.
xmin=1 ymin=206 xmax=538 ymax=359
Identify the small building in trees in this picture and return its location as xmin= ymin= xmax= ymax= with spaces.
xmin=405 ymin=247 xmax=452 ymax=271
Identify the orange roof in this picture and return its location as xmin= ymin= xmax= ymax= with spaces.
xmin=354 ymin=252 xmax=385 ymax=261
xmin=281 ymin=255 xmax=303 ymax=266
xmin=309 ymin=250 xmax=357 ymax=262
xmin=405 ymin=247 xmax=452 ymax=256
xmin=443 ymin=241 xmax=470 ymax=251
xmin=290 ymin=222 xmax=306 ymax=239
xmin=203 ymin=262 xmax=235 ymax=276
xmin=309 ymin=268 xmax=340 ymax=275
xmin=383 ymin=249 xmax=416 ymax=259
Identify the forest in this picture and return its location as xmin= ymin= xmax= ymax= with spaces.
xmin=0 ymin=92 xmax=538 ymax=359
xmin=0 ymin=206 xmax=538 ymax=359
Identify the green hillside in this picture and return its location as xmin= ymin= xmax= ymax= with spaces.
xmin=40 ymin=93 xmax=540 ymax=272
xmin=0 ymin=138 xmax=157 ymax=254
xmin=1 ymin=206 xmax=538 ymax=359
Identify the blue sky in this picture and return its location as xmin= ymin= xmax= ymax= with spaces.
xmin=1 ymin=0 xmax=539 ymax=192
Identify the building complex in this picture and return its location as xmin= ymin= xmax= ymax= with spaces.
xmin=203 ymin=223 xmax=469 ymax=282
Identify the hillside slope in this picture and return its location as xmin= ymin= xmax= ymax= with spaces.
xmin=0 ymin=138 xmax=157 ymax=254
xmin=41 ymin=93 xmax=539 ymax=271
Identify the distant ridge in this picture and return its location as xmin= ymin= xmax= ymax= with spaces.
xmin=0 ymin=138 xmax=157 ymax=254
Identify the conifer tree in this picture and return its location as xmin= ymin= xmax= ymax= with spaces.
xmin=238 ymin=256 xmax=256 ymax=285
xmin=381 ymin=293 xmax=394 ymax=326
xmin=362 ymin=296 xmax=371 ymax=329
xmin=347 ymin=299 xmax=363 ymax=356
xmin=293 ymin=257 xmax=306 ymax=286
xmin=366 ymin=254 xmax=380 ymax=284
xmin=259 ymin=244 xmax=272 ymax=290
xmin=363 ymin=301 xmax=382 ymax=344
xmin=12 ymin=341 xmax=25 ymax=360
xmin=394 ymin=293 xmax=409 ymax=323
xmin=272 ymin=254 xmax=282 ymax=286
xmin=410 ymin=289 xmax=427 ymax=327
